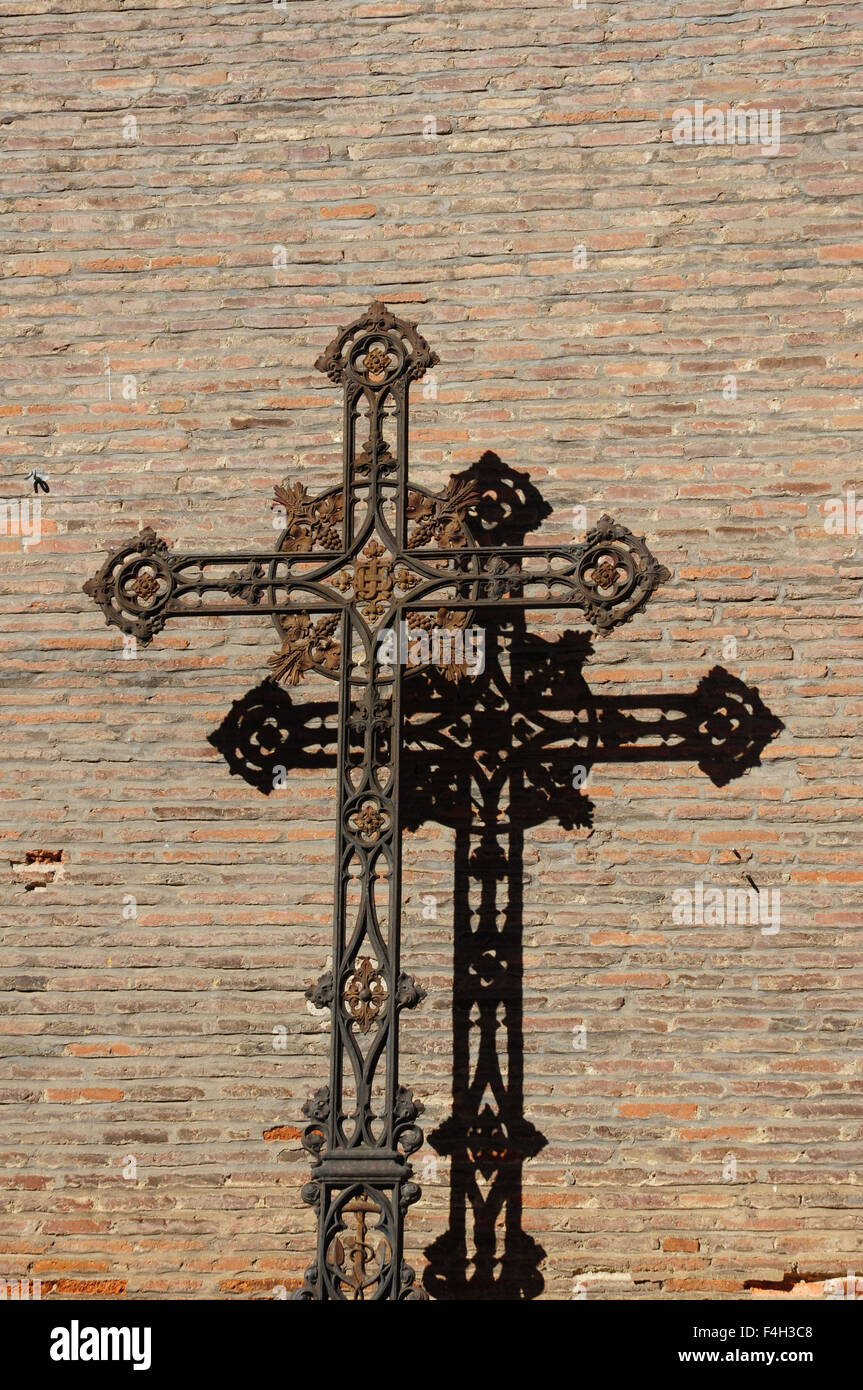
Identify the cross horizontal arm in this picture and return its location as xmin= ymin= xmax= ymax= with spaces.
xmin=82 ymin=526 xmax=355 ymax=644
xmin=398 ymin=516 xmax=670 ymax=633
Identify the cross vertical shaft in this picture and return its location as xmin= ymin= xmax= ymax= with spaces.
xmin=294 ymin=631 xmax=428 ymax=1300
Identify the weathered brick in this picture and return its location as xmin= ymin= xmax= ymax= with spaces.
xmin=0 ymin=0 xmax=860 ymax=1305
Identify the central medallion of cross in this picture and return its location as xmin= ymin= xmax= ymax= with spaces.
xmin=84 ymin=302 xmax=673 ymax=1301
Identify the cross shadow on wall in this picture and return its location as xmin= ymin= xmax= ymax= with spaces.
xmin=207 ymin=456 xmax=783 ymax=1301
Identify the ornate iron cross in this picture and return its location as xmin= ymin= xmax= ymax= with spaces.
xmin=83 ymin=303 xmax=671 ymax=1300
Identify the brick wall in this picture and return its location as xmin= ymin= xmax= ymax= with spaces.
xmin=1 ymin=0 xmax=861 ymax=1300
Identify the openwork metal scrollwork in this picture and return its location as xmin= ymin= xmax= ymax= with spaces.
xmin=82 ymin=303 xmax=672 ymax=1299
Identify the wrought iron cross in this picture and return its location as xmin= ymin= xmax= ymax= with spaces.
xmin=83 ymin=303 xmax=671 ymax=1300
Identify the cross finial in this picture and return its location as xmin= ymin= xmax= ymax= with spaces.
xmin=314 ymin=300 xmax=439 ymax=386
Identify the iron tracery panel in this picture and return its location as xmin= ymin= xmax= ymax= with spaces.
xmin=82 ymin=302 xmax=672 ymax=1299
